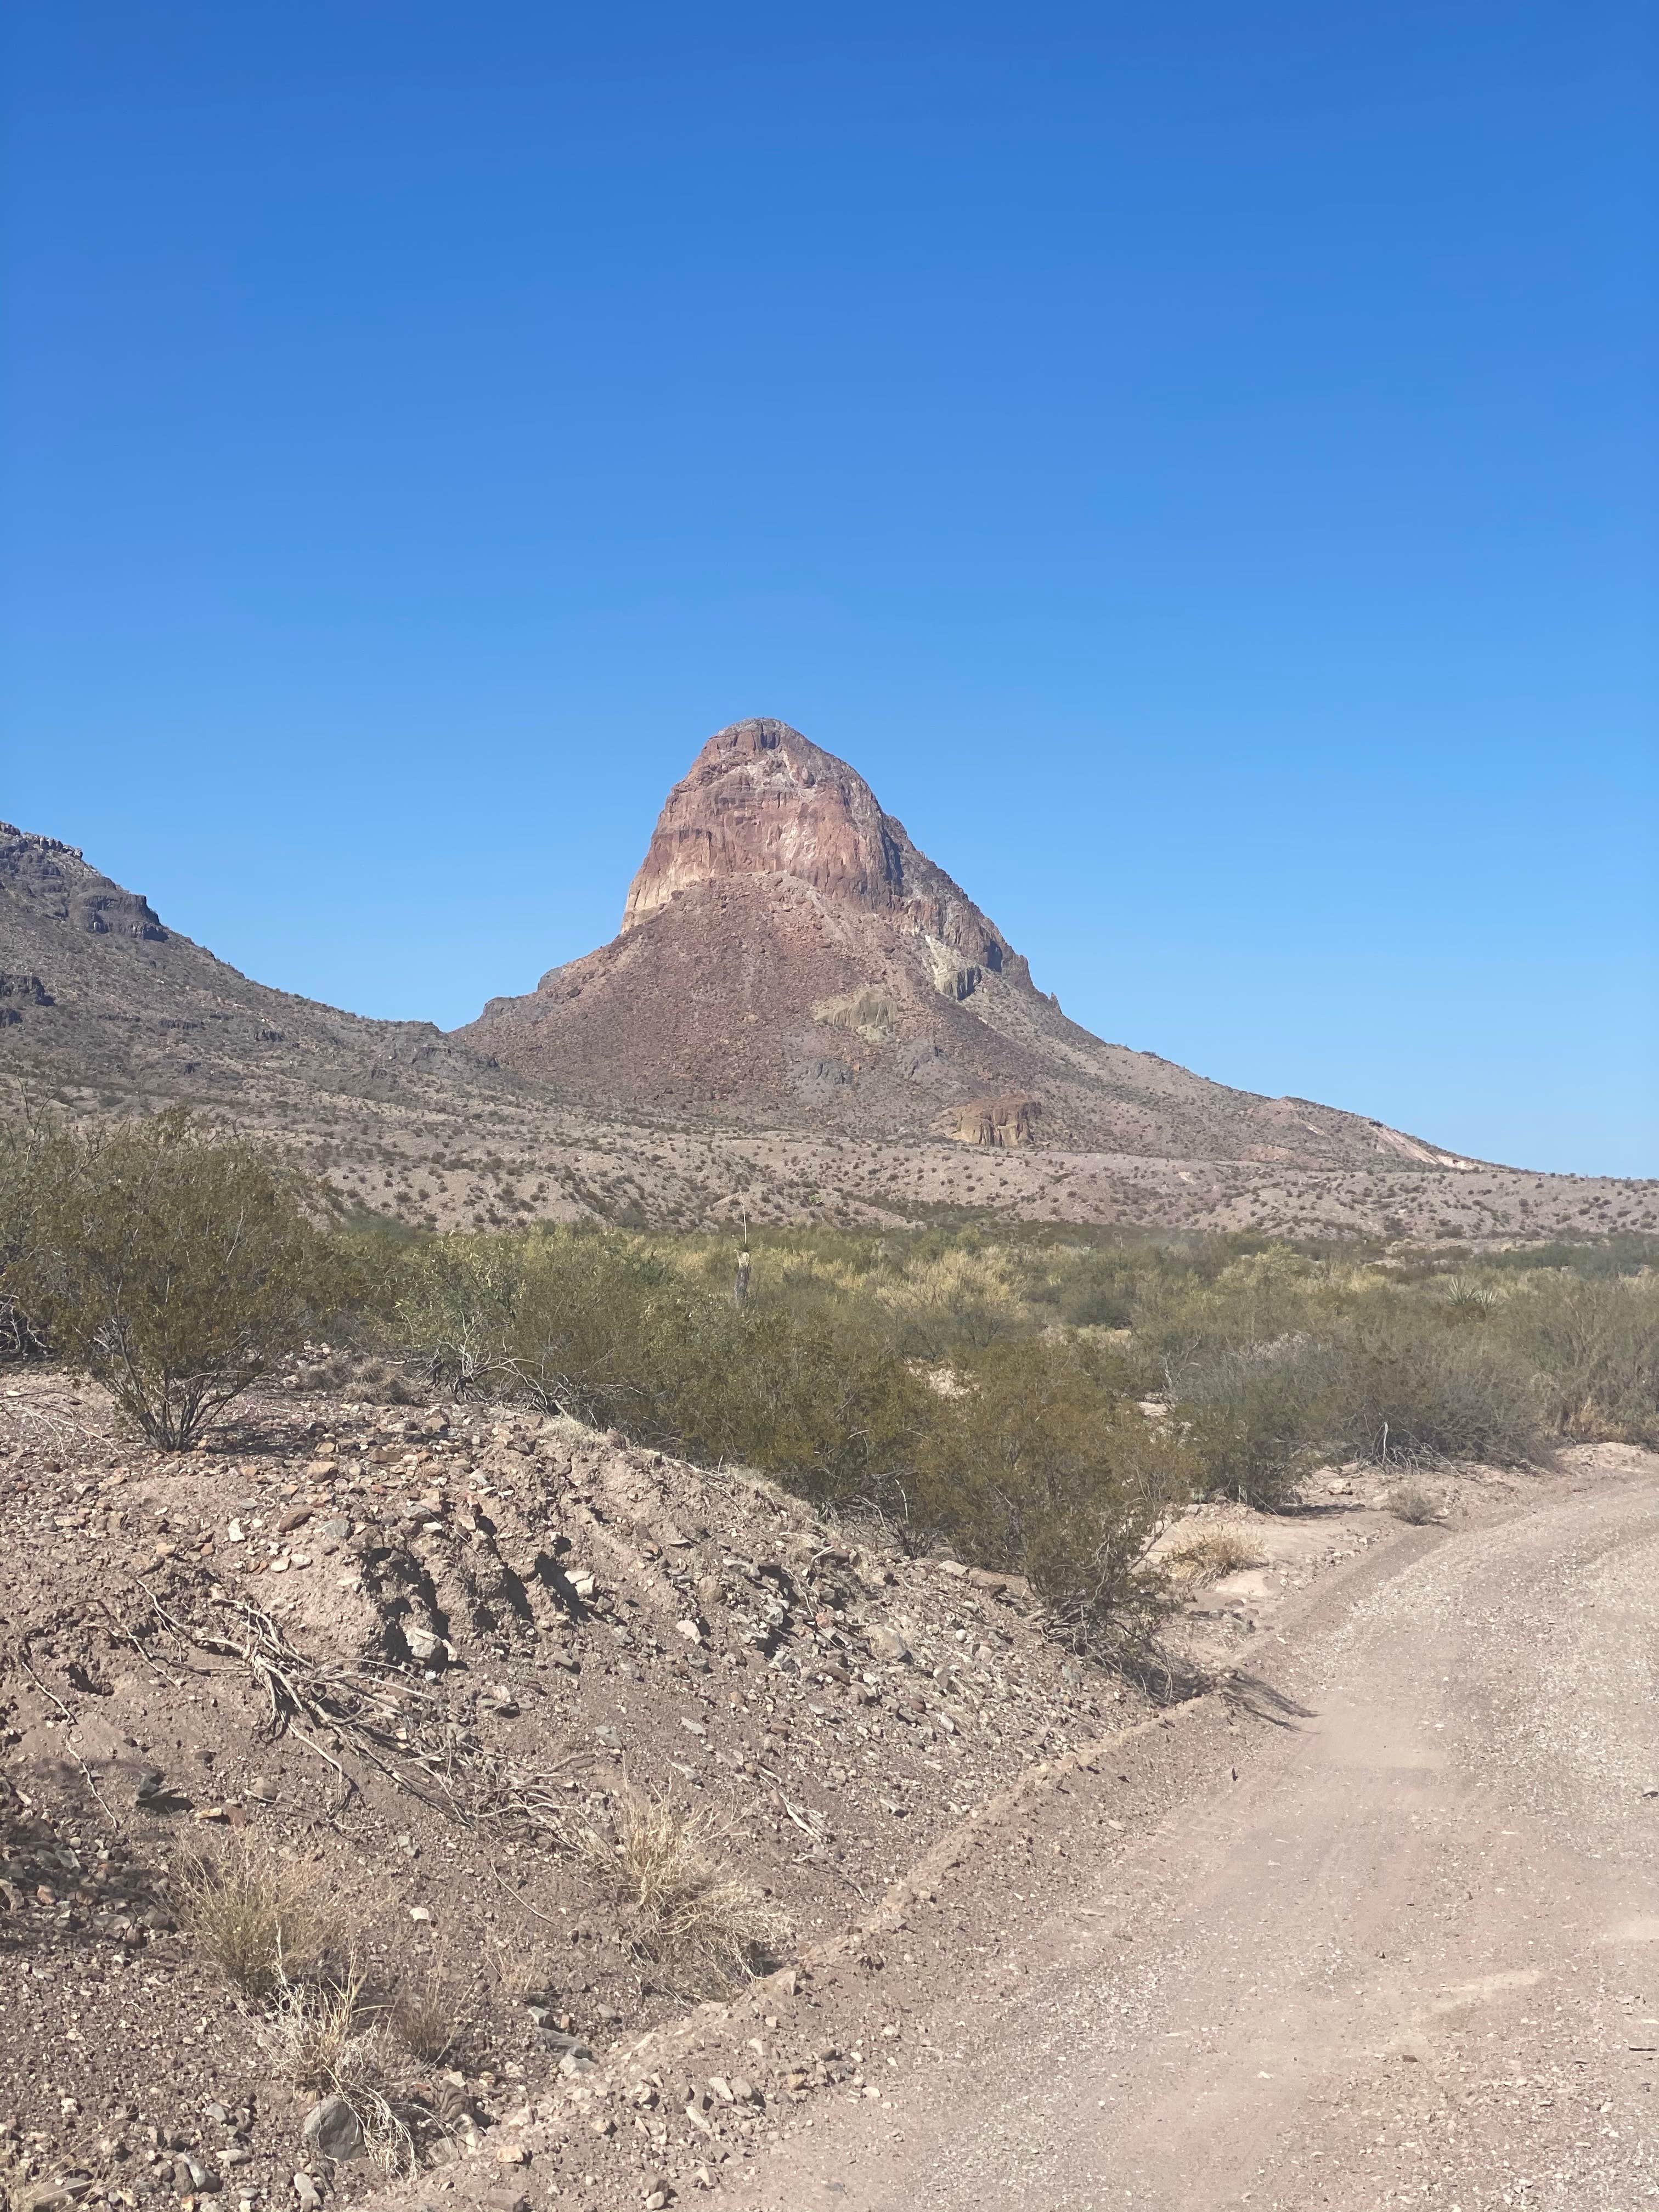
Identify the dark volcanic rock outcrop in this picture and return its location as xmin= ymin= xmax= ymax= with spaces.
xmin=461 ymin=719 xmax=1468 ymax=1168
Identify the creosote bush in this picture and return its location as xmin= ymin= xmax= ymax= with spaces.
xmin=4 ymin=1109 xmax=329 ymax=1447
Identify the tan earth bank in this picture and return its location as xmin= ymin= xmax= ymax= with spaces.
xmin=6 ymin=1359 xmax=1652 ymax=2212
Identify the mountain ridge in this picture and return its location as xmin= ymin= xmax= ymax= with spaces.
xmin=460 ymin=719 xmax=1474 ymax=1171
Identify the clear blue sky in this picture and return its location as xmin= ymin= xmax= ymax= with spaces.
xmin=3 ymin=2 xmax=1654 ymax=1176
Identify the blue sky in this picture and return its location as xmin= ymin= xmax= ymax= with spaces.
xmin=3 ymin=1 xmax=1654 ymax=1176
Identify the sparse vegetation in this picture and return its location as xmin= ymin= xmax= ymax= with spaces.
xmin=2 ymin=1109 xmax=331 ymax=1446
xmin=1163 ymin=1526 xmax=1266 ymax=1585
xmin=174 ymin=1835 xmax=331 ymax=2001
xmin=564 ymin=1788 xmax=789 ymax=1995
xmin=265 ymin=1968 xmax=420 ymax=2172
xmin=7 ymin=1111 xmax=1654 ymax=1641
xmin=1386 ymin=1482 xmax=1442 ymax=1524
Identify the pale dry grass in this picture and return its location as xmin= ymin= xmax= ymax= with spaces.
xmin=1386 ymin=1481 xmax=1443 ymax=1525
xmin=389 ymin=1945 xmax=483 ymax=2066
xmin=1163 ymin=1525 xmax=1266 ymax=1588
xmin=266 ymin=1968 xmax=419 ymax=2174
xmin=174 ymin=1837 xmax=331 ymax=2001
xmin=566 ymin=1788 xmax=789 ymax=1994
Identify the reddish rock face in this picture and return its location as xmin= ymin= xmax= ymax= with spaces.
xmin=459 ymin=716 xmax=1469 ymax=1170
xmin=622 ymin=718 xmax=1018 ymax=977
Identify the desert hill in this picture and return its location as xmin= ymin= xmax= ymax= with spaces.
xmin=460 ymin=719 xmax=1470 ymax=1171
xmin=1 ymin=768 xmax=1650 ymax=1248
xmin=0 ymin=819 xmax=493 ymax=1112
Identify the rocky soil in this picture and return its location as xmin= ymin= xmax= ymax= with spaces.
xmin=3 ymin=1347 xmax=1588 ymax=2212
xmin=0 ymin=1363 xmax=1150 ymax=2212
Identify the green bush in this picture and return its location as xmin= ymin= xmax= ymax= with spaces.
xmin=1314 ymin=1322 xmax=1547 ymax=1468
xmin=912 ymin=1338 xmax=1190 ymax=1646
xmin=1173 ymin=1347 xmax=1330 ymax=1508
xmin=1493 ymin=1273 xmax=1659 ymax=1447
xmin=4 ymin=1109 xmax=325 ymax=1447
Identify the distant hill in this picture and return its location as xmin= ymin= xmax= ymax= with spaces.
xmin=3 ymin=756 xmax=1649 ymax=1248
xmin=460 ymin=719 xmax=1474 ymax=1170
xmin=0 ymin=819 xmax=493 ymax=1115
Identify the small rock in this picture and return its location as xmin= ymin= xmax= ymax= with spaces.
xmin=301 ymin=2095 xmax=364 ymax=2162
xmin=867 ymin=1627 xmax=909 ymax=1663
xmin=675 ymin=1620 xmax=703 ymax=1644
xmin=291 ymin=2178 xmax=321 ymax=2212
xmin=404 ymin=1625 xmax=452 ymax=1668
xmin=244 ymin=1778 xmax=278 ymax=1804
xmin=409 ymin=1905 xmax=433 ymax=1923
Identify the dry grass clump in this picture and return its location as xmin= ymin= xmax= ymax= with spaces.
xmin=174 ymin=1837 xmax=330 ymax=2002
xmin=1163 ymin=1525 xmax=1266 ymax=1587
xmin=566 ymin=1790 xmax=789 ymax=1995
xmin=388 ymin=1946 xmax=483 ymax=2066
xmin=266 ymin=1969 xmax=419 ymax=2173
xmin=1386 ymin=1482 xmax=1442 ymax=1525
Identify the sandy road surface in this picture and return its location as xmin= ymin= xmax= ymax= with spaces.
xmin=749 ymin=1468 xmax=1659 ymax=2211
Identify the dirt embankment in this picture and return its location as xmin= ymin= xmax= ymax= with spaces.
xmin=0 ymin=1368 xmax=1132 ymax=2212
xmin=7 ymin=1365 xmax=1649 ymax=2212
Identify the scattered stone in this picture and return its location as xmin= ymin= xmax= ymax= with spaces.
xmin=404 ymin=1624 xmax=453 ymax=1668
xmin=291 ymin=2178 xmax=321 ymax=2211
xmin=301 ymin=2096 xmax=364 ymax=2162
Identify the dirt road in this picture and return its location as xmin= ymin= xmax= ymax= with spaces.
xmin=747 ymin=1464 xmax=1658 ymax=2210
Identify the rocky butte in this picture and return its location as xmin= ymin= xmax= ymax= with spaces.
xmin=461 ymin=717 xmax=1467 ymax=1166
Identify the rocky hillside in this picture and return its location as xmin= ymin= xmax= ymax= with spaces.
xmin=0 ymin=822 xmax=494 ymax=1119
xmin=2 ymin=782 xmax=1647 ymax=1246
xmin=460 ymin=720 xmax=1472 ymax=1169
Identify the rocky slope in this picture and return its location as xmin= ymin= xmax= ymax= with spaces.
xmin=460 ymin=720 xmax=1472 ymax=1169
xmin=0 ymin=1362 xmax=1139 ymax=2211
xmin=0 ymin=822 xmax=494 ymax=1118
xmin=2 ymin=778 xmax=1650 ymax=1246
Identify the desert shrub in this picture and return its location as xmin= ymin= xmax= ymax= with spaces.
xmin=1315 ymin=1322 xmax=1547 ymax=1468
xmin=1387 ymin=1481 xmax=1441 ymax=1523
xmin=387 ymin=1948 xmax=484 ymax=2067
xmin=1173 ymin=1343 xmax=1331 ymax=1509
xmin=175 ymin=1836 xmax=331 ymax=2001
xmin=911 ymin=1336 xmax=1190 ymax=1647
xmin=565 ymin=1790 xmax=788 ymax=1995
xmin=0 ymin=1113 xmax=58 ymax=1361
xmin=391 ymin=1227 xmax=934 ymax=1502
xmin=4 ymin=1110 xmax=327 ymax=1446
xmin=1493 ymin=1273 xmax=1659 ymax=1446
xmin=266 ymin=1968 xmax=419 ymax=2172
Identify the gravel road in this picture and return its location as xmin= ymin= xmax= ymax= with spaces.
xmin=748 ymin=1463 xmax=1659 ymax=2210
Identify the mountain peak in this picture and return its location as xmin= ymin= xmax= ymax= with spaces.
xmin=620 ymin=718 xmax=1018 ymax=981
